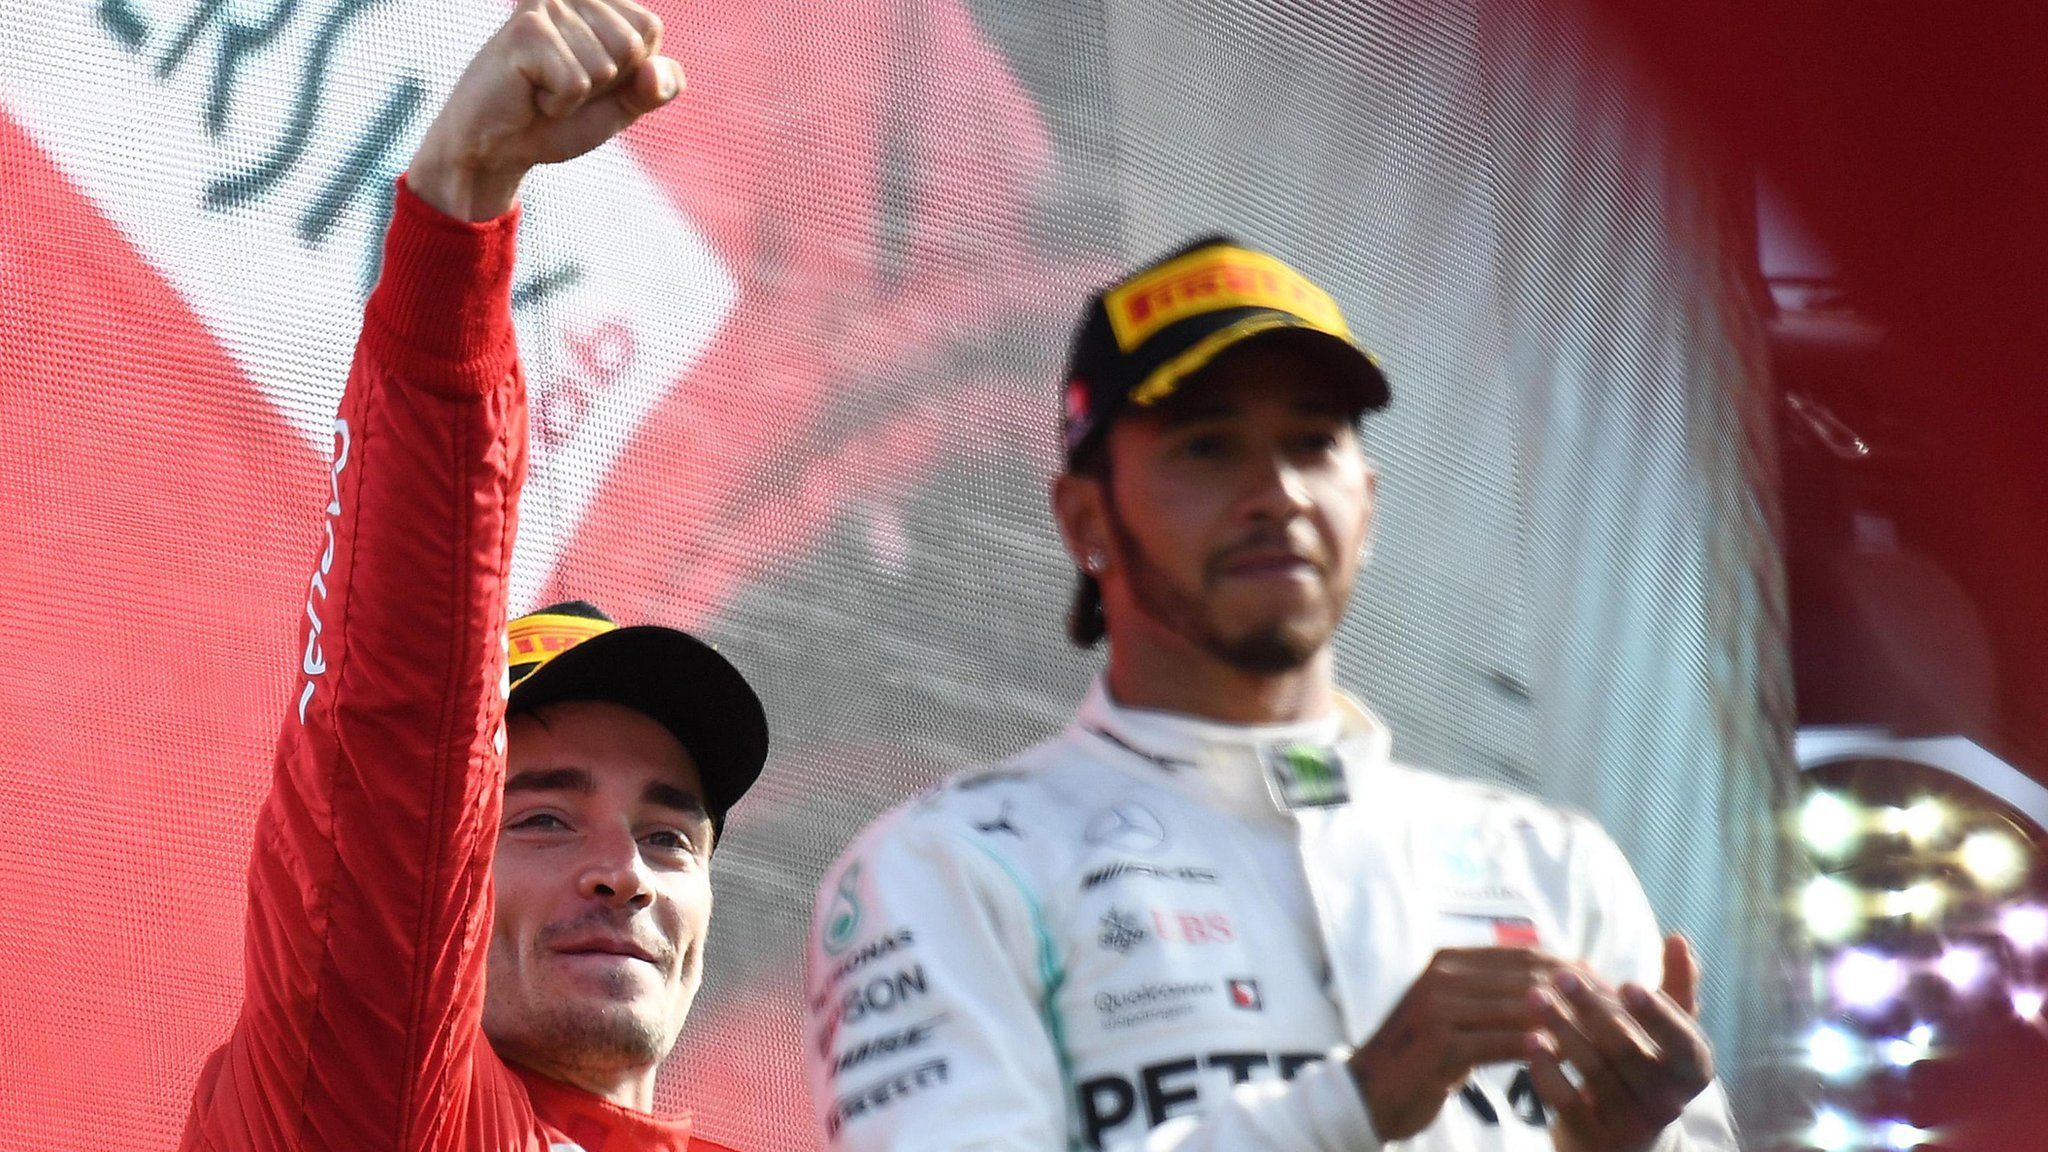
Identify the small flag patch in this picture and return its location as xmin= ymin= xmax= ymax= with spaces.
xmin=1492 ymin=918 xmax=1540 ymax=948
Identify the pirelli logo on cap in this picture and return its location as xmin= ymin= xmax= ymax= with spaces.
xmin=508 ymin=611 xmax=615 ymax=684
xmin=1103 ymin=246 xmax=1351 ymax=353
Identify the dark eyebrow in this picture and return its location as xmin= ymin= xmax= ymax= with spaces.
xmin=644 ymin=780 xmax=710 ymax=823
xmin=503 ymin=766 xmax=708 ymax=825
xmin=505 ymin=766 xmax=595 ymax=796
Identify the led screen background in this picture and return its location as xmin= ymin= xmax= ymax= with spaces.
xmin=0 ymin=1 xmax=1792 ymax=1148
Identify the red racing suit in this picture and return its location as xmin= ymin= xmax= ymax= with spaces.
xmin=178 ymin=180 xmax=735 ymax=1152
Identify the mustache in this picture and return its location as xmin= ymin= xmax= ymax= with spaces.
xmin=1206 ymin=526 xmax=1331 ymax=576
xmin=538 ymin=912 xmax=681 ymax=971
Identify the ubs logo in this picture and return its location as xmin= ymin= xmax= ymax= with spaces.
xmin=1097 ymin=907 xmax=1235 ymax=952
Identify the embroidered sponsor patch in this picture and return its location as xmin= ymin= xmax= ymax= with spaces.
xmin=1086 ymin=803 xmax=1168 ymax=851
xmin=830 ymin=1014 xmax=948 ymax=1076
xmin=827 ymin=1058 xmax=949 ymax=1136
xmin=822 ymin=864 xmax=864 ymax=956
xmin=1227 ymin=977 xmax=1263 ymax=1010
xmin=1260 ymin=742 xmax=1350 ymax=809
xmin=1491 ymin=917 xmax=1540 ymax=948
xmin=1098 ymin=907 xmax=1149 ymax=953
xmin=1094 ymin=980 xmax=1213 ymax=1030
xmin=1438 ymin=912 xmax=1544 ymax=950
xmin=1081 ymin=861 xmax=1219 ymax=889
xmin=973 ymin=800 xmax=1023 ymax=837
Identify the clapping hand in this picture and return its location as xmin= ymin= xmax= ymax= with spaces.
xmin=1524 ymin=935 xmax=1714 ymax=1152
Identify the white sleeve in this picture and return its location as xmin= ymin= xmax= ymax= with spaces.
xmin=1575 ymin=821 xmax=1741 ymax=1152
xmin=807 ymin=811 xmax=1067 ymax=1151
xmin=808 ymin=809 xmax=1383 ymax=1152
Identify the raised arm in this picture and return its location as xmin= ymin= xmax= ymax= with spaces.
xmin=180 ymin=5 xmax=681 ymax=1148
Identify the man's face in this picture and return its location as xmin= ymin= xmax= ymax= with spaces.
xmin=1062 ymin=337 xmax=1377 ymax=671
xmin=483 ymin=699 xmax=714 ymax=1082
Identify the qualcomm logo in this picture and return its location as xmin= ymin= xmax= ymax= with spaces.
xmin=0 ymin=0 xmax=736 ymax=612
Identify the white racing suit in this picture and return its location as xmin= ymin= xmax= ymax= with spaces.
xmin=806 ymin=681 xmax=1738 ymax=1151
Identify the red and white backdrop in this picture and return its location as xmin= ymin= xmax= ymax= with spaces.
xmin=0 ymin=1 xmax=1794 ymax=1148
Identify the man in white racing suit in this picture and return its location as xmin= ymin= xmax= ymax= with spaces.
xmin=805 ymin=237 xmax=1739 ymax=1152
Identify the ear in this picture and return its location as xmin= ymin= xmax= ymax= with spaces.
xmin=1052 ymin=470 xmax=1112 ymax=573
xmin=1360 ymin=461 xmax=1379 ymax=537
xmin=1346 ymin=457 xmax=1380 ymax=569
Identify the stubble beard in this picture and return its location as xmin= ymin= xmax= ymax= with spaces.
xmin=1106 ymin=505 xmax=1346 ymax=674
xmin=483 ymin=936 xmax=697 ymax=1082
xmin=510 ymin=996 xmax=673 ymax=1074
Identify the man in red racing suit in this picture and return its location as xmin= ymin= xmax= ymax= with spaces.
xmin=178 ymin=4 xmax=760 ymax=1149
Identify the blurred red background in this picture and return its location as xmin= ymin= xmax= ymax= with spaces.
xmin=1583 ymin=3 xmax=2048 ymax=1145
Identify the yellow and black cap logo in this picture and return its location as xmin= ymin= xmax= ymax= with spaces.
xmin=508 ymin=600 xmax=768 ymax=824
xmin=1060 ymin=236 xmax=1391 ymax=465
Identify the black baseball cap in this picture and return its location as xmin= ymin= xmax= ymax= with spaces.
xmin=1060 ymin=234 xmax=1391 ymax=467
xmin=506 ymin=601 xmax=768 ymax=832
xmin=1060 ymin=237 xmax=1393 ymax=645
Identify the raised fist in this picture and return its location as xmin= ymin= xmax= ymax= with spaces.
xmin=408 ymin=0 xmax=682 ymax=221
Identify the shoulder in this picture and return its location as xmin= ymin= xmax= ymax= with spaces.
xmin=815 ymin=732 xmax=1088 ymax=900
xmin=806 ymin=739 xmax=1107 ymax=1005
xmin=839 ymin=731 xmax=1097 ymax=856
xmin=1385 ymin=759 xmax=1593 ymax=827
xmin=1370 ymin=759 xmax=1625 ymax=874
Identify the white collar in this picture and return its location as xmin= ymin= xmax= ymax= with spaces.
xmin=1071 ymin=677 xmax=1394 ymax=818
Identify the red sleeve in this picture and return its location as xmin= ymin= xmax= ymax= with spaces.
xmin=181 ymin=178 xmax=527 ymax=1152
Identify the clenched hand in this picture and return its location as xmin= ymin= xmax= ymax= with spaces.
xmin=408 ymin=0 xmax=681 ymax=221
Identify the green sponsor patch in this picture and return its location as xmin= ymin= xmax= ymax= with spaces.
xmin=1262 ymin=742 xmax=1350 ymax=809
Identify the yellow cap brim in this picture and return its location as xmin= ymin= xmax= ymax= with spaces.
xmin=1129 ymin=314 xmax=1387 ymax=410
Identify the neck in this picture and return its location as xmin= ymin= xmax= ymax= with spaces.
xmin=1104 ymin=630 xmax=1337 ymax=725
xmin=582 ymin=1069 xmax=658 ymax=1112
xmin=512 ymin=1052 xmax=660 ymax=1111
